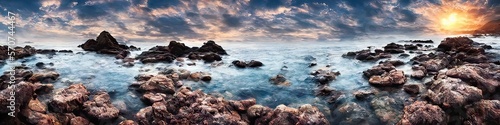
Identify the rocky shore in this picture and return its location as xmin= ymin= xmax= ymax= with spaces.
xmin=0 ymin=31 xmax=499 ymax=125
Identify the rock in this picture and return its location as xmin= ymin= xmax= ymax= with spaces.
xmin=353 ymin=89 xmax=376 ymax=100
xmin=364 ymin=63 xmax=396 ymax=78
xmin=189 ymin=72 xmax=211 ymax=82
xmin=404 ymin=44 xmax=419 ymax=50
xmin=464 ymin=100 xmax=500 ymax=125
xmin=135 ymin=106 xmax=153 ymax=125
xmin=229 ymin=98 xmax=257 ymax=111
xmin=334 ymin=102 xmax=376 ymax=124
xmin=70 ymin=116 xmax=92 ymax=125
xmin=232 ymin=60 xmax=247 ymax=68
xmin=384 ymin=43 xmax=405 ymax=53
xmin=0 ymin=82 xmax=34 ymax=115
xmin=343 ymin=49 xmax=392 ymax=61
xmin=119 ymin=120 xmax=138 ymax=125
xmin=399 ymin=53 xmax=410 ymax=58
xmin=83 ymin=91 xmax=120 ymax=121
xmin=53 ymin=113 xmax=76 ymax=125
xmin=311 ymin=69 xmax=341 ymax=84
xmin=167 ymin=41 xmax=192 ymax=57
xmin=187 ymin=52 xmax=202 ymax=60
xmin=403 ymin=84 xmax=420 ymax=95
xmin=247 ymin=60 xmax=264 ymax=67
xmin=371 ymin=96 xmax=402 ymax=125
xmin=247 ymin=105 xmax=272 ymax=118
xmin=115 ymin=50 xmax=130 ymax=59
xmin=58 ymin=50 xmax=73 ymax=53
xmin=129 ymin=45 xmax=140 ymax=51
xmin=49 ymin=84 xmax=89 ymax=113
xmin=78 ymin=31 xmax=127 ymax=51
xmin=397 ymin=101 xmax=448 ymax=125
xmin=270 ymin=74 xmax=291 ymax=86
xmin=411 ymin=52 xmax=450 ymax=73
xmin=296 ymin=104 xmax=329 ymax=125
xmin=136 ymin=51 xmax=176 ymax=63
xmin=315 ymin=86 xmax=343 ymax=103
xmin=201 ymin=52 xmax=222 ymax=63
xmin=405 ymin=40 xmax=434 ymax=43
xmin=445 ymin=64 xmax=499 ymax=93
xmin=0 ymin=46 xmax=36 ymax=60
xmin=28 ymin=71 xmax=59 ymax=82
xmin=369 ymin=70 xmax=407 ymax=86
xmin=33 ymin=83 xmax=54 ymax=94
xmin=308 ymin=62 xmax=317 ymax=67
xmin=437 ymin=37 xmax=474 ymax=52
xmin=36 ymin=49 xmax=57 ymax=54
xmin=20 ymin=98 xmax=61 ymax=125
xmin=426 ymin=75 xmax=483 ymax=108
xmin=410 ymin=66 xmax=427 ymax=79
xmin=197 ymin=40 xmax=227 ymax=55
xmin=35 ymin=62 xmax=46 ymax=68
xmin=138 ymin=75 xmax=175 ymax=94
xmin=379 ymin=60 xmax=405 ymax=66
xmin=256 ymin=104 xmax=329 ymax=125
xmin=141 ymin=92 xmax=167 ymax=104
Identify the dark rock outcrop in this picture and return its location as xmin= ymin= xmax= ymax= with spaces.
xmin=0 ymin=45 xmax=36 ymax=60
xmin=384 ymin=43 xmax=405 ymax=54
xmin=232 ymin=60 xmax=264 ymax=68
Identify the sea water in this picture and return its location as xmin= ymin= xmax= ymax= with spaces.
xmin=1 ymin=35 xmax=498 ymax=123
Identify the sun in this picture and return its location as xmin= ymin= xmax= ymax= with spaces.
xmin=440 ymin=13 xmax=459 ymax=30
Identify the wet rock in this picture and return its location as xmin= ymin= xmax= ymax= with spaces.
xmin=119 ymin=120 xmax=138 ymax=125
xmin=20 ymin=98 xmax=61 ymax=125
xmin=426 ymin=75 xmax=483 ymax=108
xmin=364 ymin=62 xmax=396 ymax=78
xmin=83 ymin=91 xmax=120 ymax=121
xmin=379 ymin=60 xmax=405 ymax=67
xmin=247 ymin=60 xmax=264 ymax=67
xmin=404 ymin=44 xmax=419 ymax=50
xmin=167 ymin=41 xmax=192 ymax=57
xmin=135 ymin=106 xmax=153 ymax=125
xmin=403 ymin=84 xmax=420 ymax=95
xmin=256 ymin=104 xmax=329 ymax=125
xmin=78 ymin=31 xmax=128 ymax=51
xmin=70 ymin=116 xmax=92 ymax=125
xmin=49 ymin=84 xmax=89 ymax=113
xmin=0 ymin=82 xmax=34 ymax=115
xmin=201 ymin=52 xmax=222 ymax=63
xmin=197 ymin=40 xmax=227 ymax=55
xmin=232 ymin=60 xmax=247 ymax=68
xmin=28 ymin=71 xmax=59 ymax=82
xmin=399 ymin=53 xmax=410 ymax=58
xmin=270 ymin=74 xmax=291 ymax=86
xmin=410 ymin=66 xmax=427 ymax=79
xmin=308 ymin=62 xmax=317 ymax=67
xmin=138 ymin=75 xmax=175 ymax=94
xmin=371 ymin=96 xmax=403 ymax=125
xmin=411 ymin=52 xmax=450 ymax=72
xmin=404 ymin=40 xmax=434 ymax=43
xmin=369 ymin=70 xmax=407 ymax=86
xmin=464 ymin=100 xmax=500 ymax=125
xmin=445 ymin=64 xmax=499 ymax=93
xmin=311 ymin=69 xmax=341 ymax=84
xmin=58 ymin=50 xmax=73 ymax=53
xmin=334 ymin=102 xmax=376 ymax=125
xmin=247 ymin=105 xmax=272 ymax=119
xmin=437 ymin=37 xmax=474 ymax=52
xmin=136 ymin=51 xmax=176 ymax=63
xmin=33 ymin=82 xmax=54 ymax=94
xmin=384 ymin=43 xmax=405 ymax=54
xmin=36 ymin=49 xmax=57 ymax=55
xmin=397 ymin=101 xmax=448 ymax=125
xmin=343 ymin=49 xmax=392 ymax=61
xmin=53 ymin=113 xmax=76 ymax=125
xmin=189 ymin=72 xmax=211 ymax=82
xmin=353 ymin=89 xmax=376 ymax=100
xmin=315 ymin=86 xmax=344 ymax=103
xmin=0 ymin=46 xmax=36 ymax=60
xmin=229 ymin=98 xmax=257 ymax=111
xmin=141 ymin=92 xmax=167 ymax=105
xmin=115 ymin=50 xmax=130 ymax=59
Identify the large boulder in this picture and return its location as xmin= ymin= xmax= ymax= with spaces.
xmin=270 ymin=74 xmax=291 ymax=86
xmin=83 ymin=91 xmax=120 ymax=121
xmin=197 ymin=40 xmax=227 ymax=55
xmin=138 ymin=75 xmax=175 ymax=94
xmin=78 ymin=31 xmax=126 ymax=51
xmin=363 ymin=62 xmax=396 ymax=78
xmin=397 ymin=101 xmax=448 ymax=125
xmin=445 ymin=64 xmax=500 ymax=94
xmin=49 ymin=84 xmax=89 ymax=113
xmin=343 ymin=49 xmax=392 ymax=61
xmin=426 ymin=75 xmax=483 ymax=108
xmin=28 ymin=71 xmax=60 ymax=83
xmin=167 ymin=41 xmax=192 ymax=57
xmin=0 ymin=82 xmax=34 ymax=115
xmin=384 ymin=43 xmax=405 ymax=54
xmin=464 ymin=100 xmax=500 ymax=125
xmin=20 ymin=98 xmax=61 ymax=125
xmin=437 ymin=37 xmax=474 ymax=52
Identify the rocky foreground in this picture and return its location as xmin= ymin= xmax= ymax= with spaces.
xmin=0 ymin=31 xmax=499 ymax=125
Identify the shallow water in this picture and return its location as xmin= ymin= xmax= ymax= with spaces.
xmin=2 ymin=35 xmax=499 ymax=124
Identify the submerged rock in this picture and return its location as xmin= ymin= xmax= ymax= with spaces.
xmin=270 ymin=74 xmax=290 ymax=86
xmin=49 ymin=84 xmax=89 ymax=113
xmin=371 ymin=96 xmax=403 ymax=125
xmin=310 ymin=69 xmax=341 ymax=84
xmin=397 ymin=101 xmax=448 ymax=125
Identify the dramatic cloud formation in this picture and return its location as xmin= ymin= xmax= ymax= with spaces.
xmin=0 ymin=0 xmax=499 ymax=42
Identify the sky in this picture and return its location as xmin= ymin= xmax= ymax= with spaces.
xmin=0 ymin=0 xmax=499 ymax=43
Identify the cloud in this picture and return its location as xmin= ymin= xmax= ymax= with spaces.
xmin=0 ymin=0 xmax=499 ymax=42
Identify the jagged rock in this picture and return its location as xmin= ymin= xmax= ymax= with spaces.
xmin=142 ymin=92 xmax=167 ymax=105
xmin=247 ymin=105 xmax=272 ymax=118
xmin=197 ymin=40 xmax=227 ymax=55
xmin=379 ymin=60 xmax=405 ymax=67
xmin=464 ymin=100 xmax=500 ymax=125
xmin=445 ymin=64 xmax=500 ymax=94
xmin=28 ymin=71 xmax=59 ymax=82
xmin=426 ymin=75 xmax=483 ymax=108
xmin=256 ymin=104 xmax=329 ymax=125
xmin=138 ymin=75 xmax=175 ymax=94
xmin=403 ymin=84 xmax=421 ymax=95
xmin=369 ymin=70 xmax=407 ymax=86
xmin=201 ymin=52 xmax=222 ymax=63
xmin=49 ymin=84 xmax=89 ymax=113
xmin=167 ymin=41 xmax=192 ymax=57
xmin=310 ymin=69 xmax=341 ymax=84
xmin=33 ymin=83 xmax=54 ymax=94
xmin=364 ymin=62 xmax=396 ymax=78
xmin=333 ymin=102 xmax=376 ymax=125
xmin=343 ymin=49 xmax=392 ymax=61
xmin=404 ymin=40 xmax=434 ymax=43
xmin=136 ymin=51 xmax=176 ymax=63
xmin=404 ymin=44 xmax=419 ymax=50
xmin=78 ymin=31 xmax=127 ymax=51
xmin=70 ymin=116 xmax=92 ymax=125
xmin=315 ymin=86 xmax=344 ymax=103
xmin=411 ymin=52 xmax=450 ymax=72
xmin=20 ymin=98 xmax=61 ymax=125
xmin=189 ymin=72 xmax=211 ymax=82
xmin=384 ymin=43 xmax=405 ymax=54
xmin=353 ymin=89 xmax=376 ymax=100
xmin=119 ymin=120 xmax=138 ymax=125
xmin=437 ymin=37 xmax=475 ymax=52
xmin=410 ymin=66 xmax=427 ymax=79
xmin=0 ymin=82 xmax=34 ymax=115
xmin=0 ymin=45 xmax=36 ymax=60
xmin=398 ymin=101 xmax=448 ymax=125
xmin=229 ymin=98 xmax=257 ymax=111
xmin=270 ymin=74 xmax=291 ymax=86
xmin=83 ymin=91 xmax=120 ymax=121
